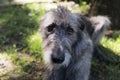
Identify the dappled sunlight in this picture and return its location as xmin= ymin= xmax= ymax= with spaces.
xmin=79 ymin=1 xmax=90 ymax=14
xmin=0 ymin=4 xmax=44 ymax=79
xmin=0 ymin=1 xmax=120 ymax=80
xmin=27 ymin=32 xmax=42 ymax=44
xmin=26 ymin=32 xmax=43 ymax=58
xmin=25 ymin=1 xmax=90 ymax=13
xmin=0 ymin=51 xmax=40 ymax=79
xmin=101 ymin=36 xmax=120 ymax=55
xmin=0 ymin=53 xmax=15 ymax=77
xmin=13 ymin=0 xmax=55 ymax=4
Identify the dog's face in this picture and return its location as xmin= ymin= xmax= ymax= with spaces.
xmin=40 ymin=7 xmax=87 ymax=69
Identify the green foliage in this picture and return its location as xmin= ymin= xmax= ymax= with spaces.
xmin=26 ymin=32 xmax=43 ymax=58
xmin=90 ymin=32 xmax=120 ymax=80
xmin=0 ymin=3 xmax=45 ymax=55
xmin=79 ymin=1 xmax=89 ymax=13
xmin=0 ymin=3 xmax=45 ymax=79
xmin=101 ymin=35 xmax=120 ymax=55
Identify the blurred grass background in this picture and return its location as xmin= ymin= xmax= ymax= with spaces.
xmin=0 ymin=1 xmax=120 ymax=80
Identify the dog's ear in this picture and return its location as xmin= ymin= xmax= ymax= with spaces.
xmin=71 ymin=14 xmax=93 ymax=56
xmin=77 ymin=14 xmax=94 ymax=33
xmin=74 ymin=14 xmax=110 ymax=44
xmin=74 ymin=13 xmax=87 ymax=31
xmin=89 ymin=16 xmax=111 ymax=44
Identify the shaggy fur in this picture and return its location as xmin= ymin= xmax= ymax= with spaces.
xmin=40 ymin=6 xmax=110 ymax=80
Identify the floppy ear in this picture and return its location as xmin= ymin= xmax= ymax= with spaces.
xmin=70 ymin=14 xmax=94 ymax=57
xmin=74 ymin=13 xmax=91 ymax=31
xmin=89 ymin=16 xmax=111 ymax=44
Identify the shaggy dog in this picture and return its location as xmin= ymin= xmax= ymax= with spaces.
xmin=40 ymin=6 xmax=110 ymax=80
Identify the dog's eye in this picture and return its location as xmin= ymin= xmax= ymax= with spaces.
xmin=66 ymin=27 xmax=74 ymax=35
xmin=47 ymin=23 xmax=56 ymax=32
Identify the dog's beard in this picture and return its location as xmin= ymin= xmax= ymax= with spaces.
xmin=43 ymin=49 xmax=71 ymax=70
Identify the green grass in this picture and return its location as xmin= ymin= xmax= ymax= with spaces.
xmin=101 ymin=35 xmax=120 ymax=55
xmin=79 ymin=1 xmax=89 ymax=13
xmin=0 ymin=3 xmax=45 ymax=79
xmin=0 ymin=3 xmax=45 ymax=54
xmin=0 ymin=2 xmax=120 ymax=80
xmin=25 ymin=32 xmax=43 ymax=58
xmin=90 ymin=32 xmax=120 ymax=80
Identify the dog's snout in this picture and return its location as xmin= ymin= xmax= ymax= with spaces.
xmin=51 ymin=51 xmax=65 ymax=64
xmin=51 ymin=54 xmax=64 ymax=64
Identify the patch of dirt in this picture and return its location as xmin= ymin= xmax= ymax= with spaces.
xmin=0 ymin=54 xmax=15 ymax=77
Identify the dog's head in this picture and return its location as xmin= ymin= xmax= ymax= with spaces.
xmin=40 ymin=6 xmax=110 ymax=69
xmin=40 ymin=6 xmax=89 ymax=69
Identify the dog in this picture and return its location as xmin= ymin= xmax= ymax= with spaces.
xmin=40 ymin=6 xmax=110 ymax=80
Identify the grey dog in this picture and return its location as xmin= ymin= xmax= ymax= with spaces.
xmin=40 ymin=6 xmax=110 ymax=80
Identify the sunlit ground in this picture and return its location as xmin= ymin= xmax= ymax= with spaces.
xmin=101 ymin=33 xmax=120 ymax=55
xmin=0 ymin=53 xmax=14 ymax=76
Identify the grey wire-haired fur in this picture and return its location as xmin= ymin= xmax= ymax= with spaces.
xmin=40 ymin=6 xmax=110 ymax=80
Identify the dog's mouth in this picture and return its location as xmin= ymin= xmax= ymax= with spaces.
xmin=43 ymin=48 xmax=71 ymax=69
xmin=51 ymin=49 xmax=71 ymax=67
xmin=50 ymin=44 xmax=72 ymax=65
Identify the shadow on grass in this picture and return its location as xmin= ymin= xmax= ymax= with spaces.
xmin=90 ymin=45 xmax=120 ymax=80
xmin=0 ymin=4 xmax=44 ymax=52
xmin=8 ymin=61 xmax=45 ymax=80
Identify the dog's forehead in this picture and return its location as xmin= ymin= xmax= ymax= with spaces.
xmin=41 ymin=7 xmax=85 ymax=31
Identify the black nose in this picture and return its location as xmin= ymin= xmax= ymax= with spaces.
xmin=51 ymin=53 xmax=64 ymax=64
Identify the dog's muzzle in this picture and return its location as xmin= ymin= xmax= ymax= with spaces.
xmin=51 ymin=47 xmax=65 ymax=64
